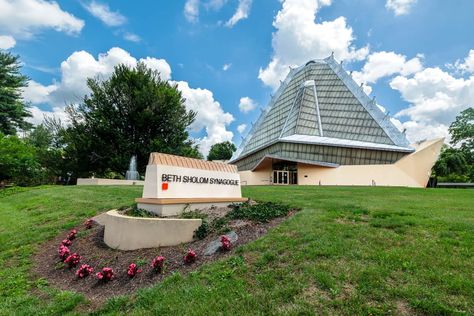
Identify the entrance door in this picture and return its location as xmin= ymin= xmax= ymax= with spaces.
xmin=273 ymin=170 xmax=289 ymax=185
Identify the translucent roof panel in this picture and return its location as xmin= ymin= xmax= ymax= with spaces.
xmin=232 ymin=55 xmax=412 ymax=162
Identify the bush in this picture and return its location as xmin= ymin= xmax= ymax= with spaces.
xmin=64 ymin=253 xmax=81 ymax=268
xmin=127 ymin=263 xmax=142 ymax=277
xmin=61 ymin=239 xmax=72 ymax=247
xmin=220 ymin=235 xmax=231 ymax=251
xmin=58 ymin=245 xmax=70 ymax=261
xmin=76 ymin=264 xmax=93 ymax=279
xmin=67 ymin=229 xmax=77 ymax=240
xmin=151 ymin=256 xmax=165 ymax=274
xmin=96 ymin=267 xmax=114 ymax=282
xmin=194 ymin=221 xmax=209 ymax=239
xmin=184 ymin=249 xmax=197 ymax=264
xmin=84 ymin=219 xmax=93 ymax=229
xmin=124 ymin=204 xmax=157 ymax=217
xmin=228 ymin=201 xmax=292 ymax=223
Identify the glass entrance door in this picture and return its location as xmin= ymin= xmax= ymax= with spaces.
xmin=273 ymin=170 xmax=289 ymax=185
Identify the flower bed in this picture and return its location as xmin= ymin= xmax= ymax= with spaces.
xmin=33 ymin=201 xmax=298 ymax=303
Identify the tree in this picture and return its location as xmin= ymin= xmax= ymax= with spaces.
xmin=432 ymin=107 xmax=474 ymax=182
xmin=0 ymin=133 xmax=44 ymax=186
xmin=0 ymin=51 xmax=31 ymax=135
xmin=64 ymin=62 xmax=201 ymax=177
xmin=449 ymin=107 xmax=474 ymax=153
xmin=207 ymin=141 xmax=236 ymax=161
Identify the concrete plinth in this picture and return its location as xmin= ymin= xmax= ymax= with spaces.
xmin=136 ymin=197 xmax=248 ymax=217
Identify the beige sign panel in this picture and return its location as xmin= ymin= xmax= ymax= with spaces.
xmin=136 ymin=153 xmax=246 ymax=216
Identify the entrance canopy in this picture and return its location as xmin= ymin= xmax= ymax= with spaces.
xmin=251 ymin=154 xmax=339 ymax=171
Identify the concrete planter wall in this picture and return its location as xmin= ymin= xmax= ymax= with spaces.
xmin=102 ymin=210 xmax=202 ymax=250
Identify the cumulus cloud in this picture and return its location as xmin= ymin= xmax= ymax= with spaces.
xmin=0 ymin=0 xmax=84 ymax=42
xmin=0 ymin=35 xmax=15 ymax=49
xmin=352 ymin=51 xmax=423 ymax=84
xmin=238 ymin=97 xmax=257 ymax=113
xmin=388 ymin=53 xmax=474 ymax=143
xmin=454 ymin=49 xmax=474 ymax=74
xmin=184 ymin=0 xmax=200 ymax=22
xmin=83 ymin=1 xmax=126 ymax=27
xmin=258 ymin=0 xmax=368 ymax=90
xmin=225 ymin=0 xmax=252 ymax=27
xmin=222 ymin=63 xmax=232 ymax=71
xmin=385 ymin=0 xmax=417 ymax=16
xmin=174 ymin=81 xmax=234 ymax=155
xmin=22 ymin=47 xmax=232 ymax=156
xmin=123 ymin=32 xmax=141 ymax=42
xmin=237 ymin=123 xmax=247 ymax=134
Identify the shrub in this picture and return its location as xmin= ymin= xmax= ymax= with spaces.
xmin=64 ymin=253 xmax=81 ymax=268
xmin=127 ymin=263 xmax=142 ymax=277
xmin=67 ymin=229 xmax=77 ymax=240
xmin=84 ymin=219 xmax=93 ymax=229
xmin=151 ymin=256 xmax=165 ymax=274
xmin=124 ymin=204 xmax=157 ymax=217
xmin=228 ymin=201 xmax=292 ymax=223
xmin=75 ymin=264 xmax=94 ymax=279
xmin=194 ymin=221 xmax=209 ymax=239
xmin=220 ymin=235 xmax=231 ymax=251
xmin=58 ymin=245 xmax=70 ymax=261
xmin=184 ymin=249 xmax=197 ymax=264
xmin=96 ymin=267 xmax=114 ymax=282
xmin=61 ymin=239 xmax=72 ymax=247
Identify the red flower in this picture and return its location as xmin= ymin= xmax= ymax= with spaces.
xmin=151 ymin=256 xmax=165 ymax=274
xmin=84 ymin=219 xmax=93 ymax=229
xmin=96 ymin=267 xmax=114 ymax=282
xmin=58 ymin=245 xmax=70 ymax=261
xmin=75 ymin=264 xmax=93 ymax=278
xmin=67 ymin=229 xmax=78 ymax=241
xmin=64 ymin=253 xmax=81 ymax=268
xmin=220 ymin=235 xmax=231 ymax=251
xmin=184 ymin=249 xmax=197 ymax=264
xmin=127 ymin=263 xmax=142 ymax=277
xmin=61 ymin=239 xmax=72 ymax=247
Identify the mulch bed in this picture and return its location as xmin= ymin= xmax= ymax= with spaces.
xmin=32 ymin=210 xmax=297 ymax=304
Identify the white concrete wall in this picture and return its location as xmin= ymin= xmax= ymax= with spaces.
xmin=239 ymin=138 xmax=444 ymax=188
xmin=239 ymin=169 xmax=272 ymax=186
xmin=77 ymin=178 xmax=144 ymax=185
xmin=103 ymin=210 xmax=202 ymax=250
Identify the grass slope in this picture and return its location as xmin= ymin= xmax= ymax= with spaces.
xmin=0 ymin=185 xmax=473 ymax=315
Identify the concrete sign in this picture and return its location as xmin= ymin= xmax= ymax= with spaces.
xmin=136 ymin=153 xmax=247 ymax=216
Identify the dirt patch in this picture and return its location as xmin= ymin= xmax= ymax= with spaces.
xmin=32 ymin=210 xmax=296 ymax=305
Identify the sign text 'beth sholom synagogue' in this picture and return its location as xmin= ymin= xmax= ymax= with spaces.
xmin=161 ymin=174 xmax=239 ymax=186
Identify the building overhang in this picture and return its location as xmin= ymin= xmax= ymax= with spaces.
xmin=250 ymin=154 xmax=339 ymax=172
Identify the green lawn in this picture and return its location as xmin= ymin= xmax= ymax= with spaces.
xmin=0 ymin=185 xmax=473 ymax=315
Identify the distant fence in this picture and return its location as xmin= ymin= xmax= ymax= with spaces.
xmin=436 ymin=183 xmax=474 ymax=189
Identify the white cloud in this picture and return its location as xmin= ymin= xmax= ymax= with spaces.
xmin=258 ymin=0 xmax=368 ymax=89
xmin=238 ymin=97 xmax=257 ymax=113
xmin=22 ymin=47 xmax=172 ymax=110
xmin=140 ymin=57 xmax=172 ymax=80
xmin=175 ymin=81 xmax=234 ymax=155
xmin=352 ymin=51 xmax=423 ymax=84
xmin=0 ymin=35 xmax=15 ymax=49
xmin=123 ymin=32 xmax=141 ymax=43
xmin=237 ymin=123 xmax=247 ymax=134
xmin=83 ymin=1 xmax=126 ymax=27
xmin=184 ymin=0 xmax=200 ymax=23
xmin=0 ymin=0 xmax=84 ymax=40
xmin=225 ymin=0 xmax=252 ymax=27
xmin=22 ymin=47 xmax=231 ymax=156
xmin=222 ymin=63 xmax=232 ymax=71
xmin=389 ymin=64 xmax=474 ymax=142
xmin=205 ymin=0 xmax=228 ymax=10
xmin=454 ymin=49 xmax=474 ymax=74
xmin=385 ymin=0 xmax=417 ymax=16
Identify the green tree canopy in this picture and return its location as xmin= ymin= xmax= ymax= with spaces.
xmin=449 ymin=107 xmax=474 ymax=153
xmin=0 ymin=51 xmax=31 ymax=134
xmin=207 ymin=141 xmax=236 ymax=161
xmin=64 ymin=62 xmax=201 ymax=177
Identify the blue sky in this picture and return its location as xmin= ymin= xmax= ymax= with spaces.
xmin=1 ymin=0 xmax=473 ymax=154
